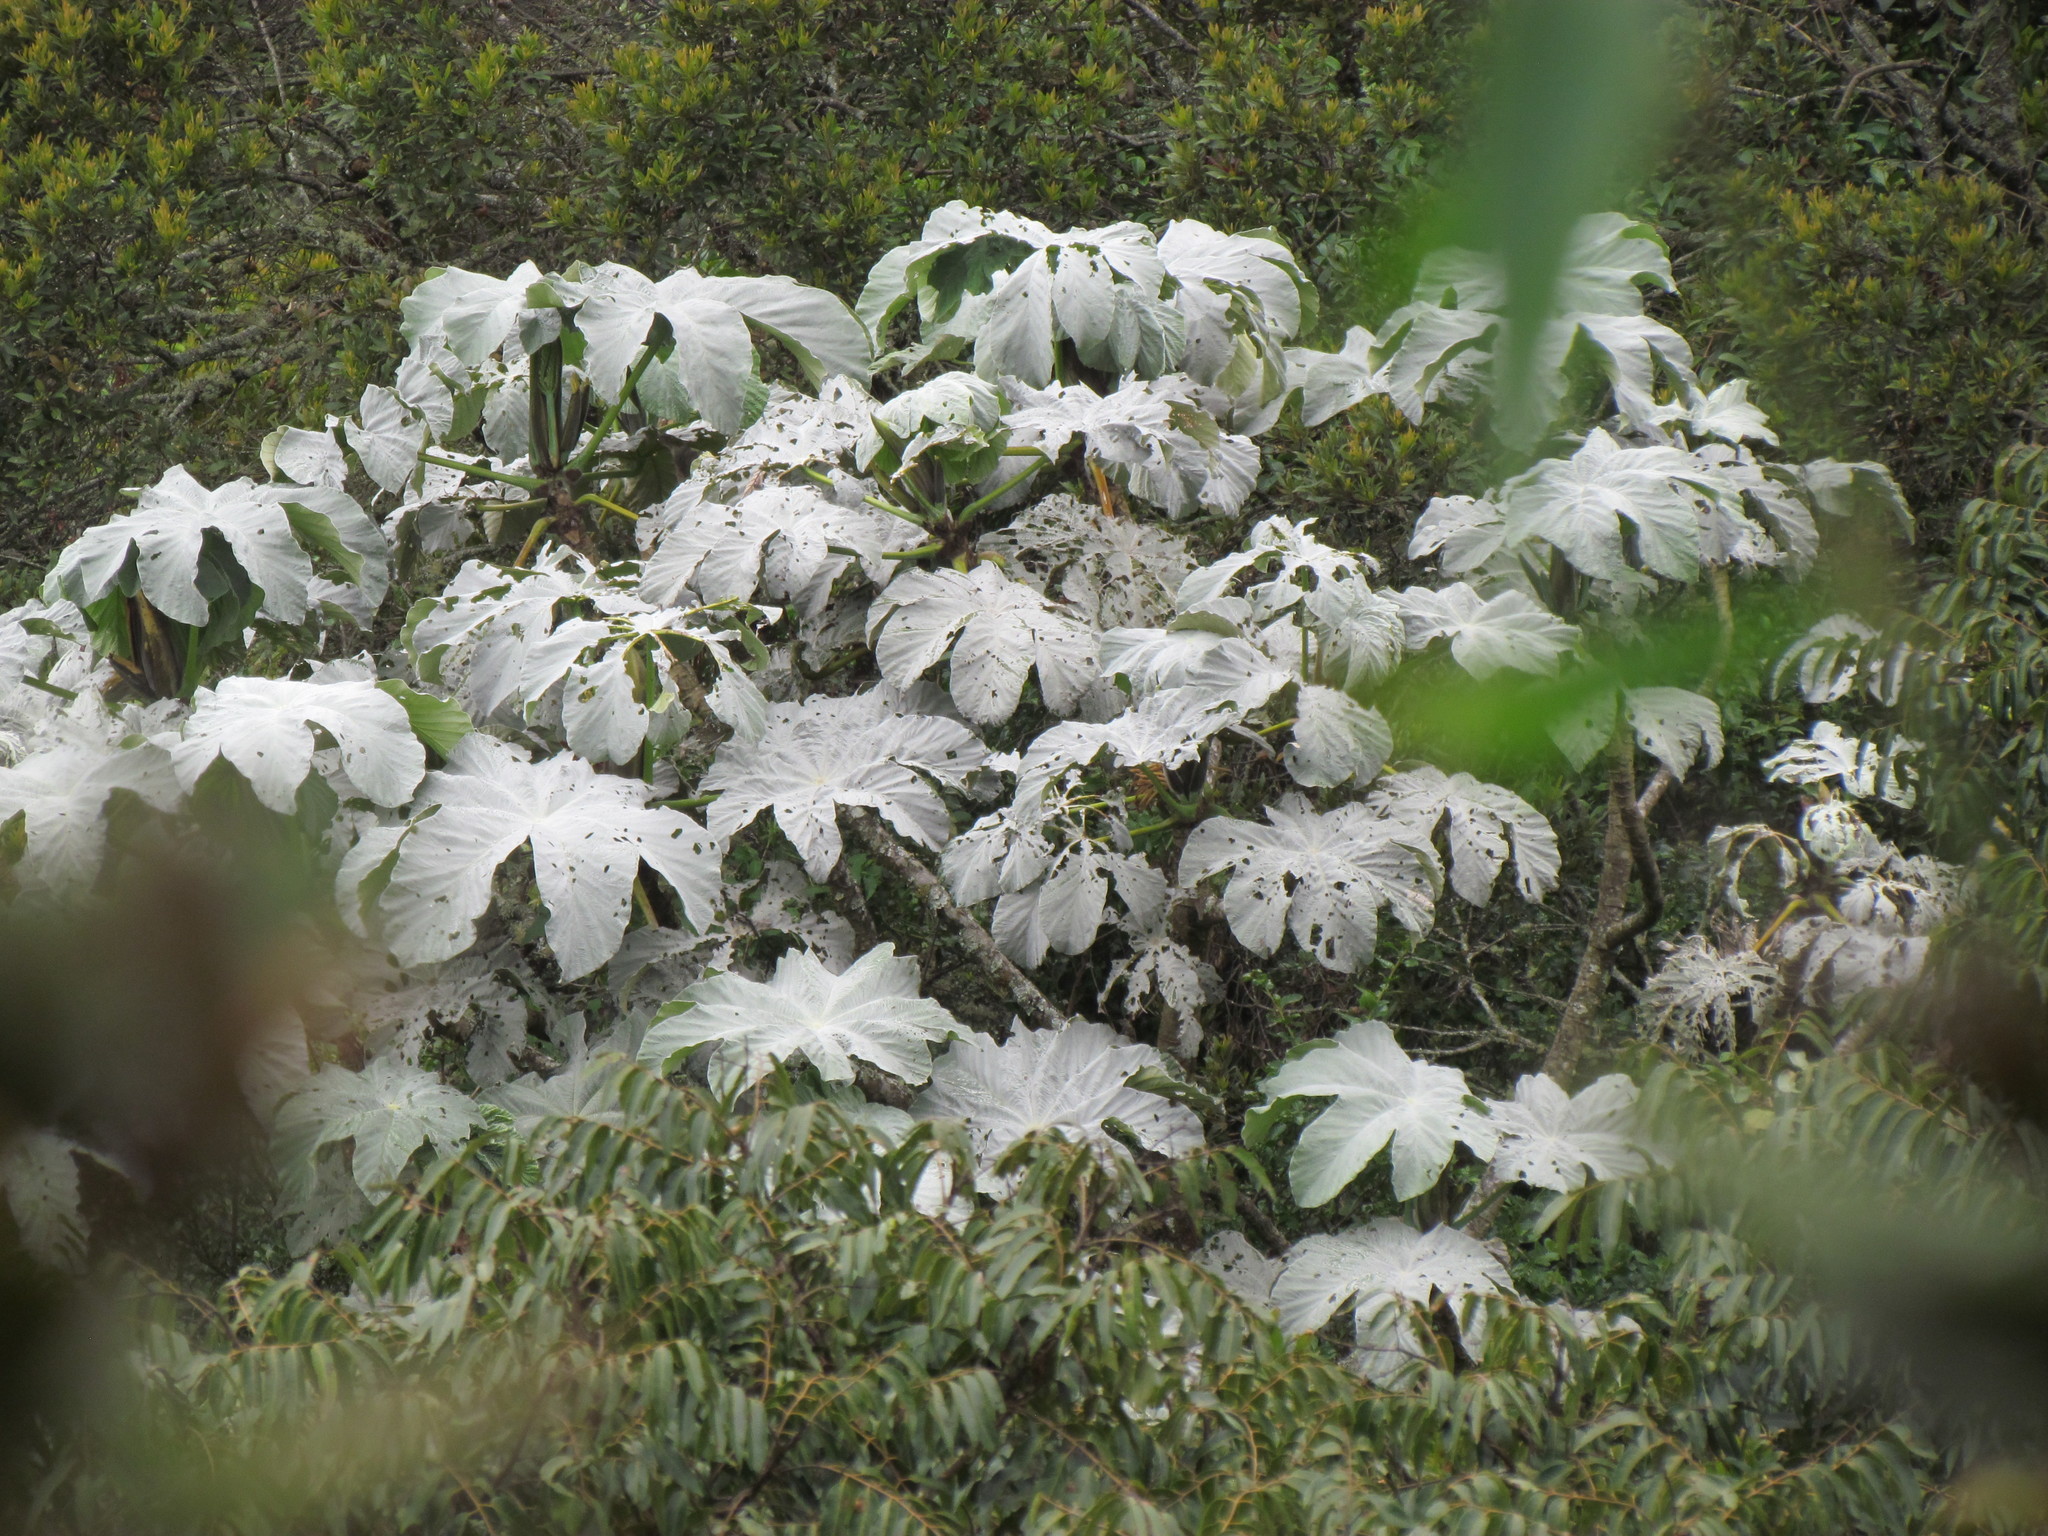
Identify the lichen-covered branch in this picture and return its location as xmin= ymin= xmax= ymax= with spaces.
xmin=841 ymin=808 xmax=1066 ymax=1035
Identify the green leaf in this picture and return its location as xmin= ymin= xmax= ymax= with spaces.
xmin=375 ymin=680 xmax=474 ymax=757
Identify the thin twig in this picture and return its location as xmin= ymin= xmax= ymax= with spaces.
xmin=1123 ymin=0 xmax=1199 ymax=55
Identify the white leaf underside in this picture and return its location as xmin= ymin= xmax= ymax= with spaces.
xmin=912 ymin=1018 xmax=1202 ymax=1187
xmin=1256 ymin=1019 xmax=1494 ymax=1205
xmin=641 ymin=943 xmax=967 ymax=1090
xmin=1273 ymin=1218 xmax=1511 ymax=1338
xmin=1484 ymin=1072 xmax=1647 ymax=1193
xmin=701 ymin=691 xmax=986 ymax=880
xmin=1183 ymin=797 xmax=1440 ymax=976
xmin=52 ymin=466 xmax=385 ymax=627
xmin=379 ymin=733 xmax=722 ymax=979
xmin=172 ymin=675 xmax=425 ymax=813
xmin=867 ymin=563 xmax=1100 ymax=726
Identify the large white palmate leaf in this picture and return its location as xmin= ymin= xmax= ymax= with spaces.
xmin=941 ymin=766 xmax=1165 ymax=967
xmin=1375 ymin=304 xmax=1497 ymax=423
xmin=1255 ymin=1019 xmax=1495 ymax=1205
xmin=700 ymin=690 xmax=985 ymax=880
xmin=1364 ymin=766 xmax=1560 ymax=905
xmin=988 ymin=843 xmax=1165 ymax=969
xmin=1772 ymin=916 xmax=1931 ymax=1003
xmin=1182 ymin=796 xmax=1439 ymax=975
xmin=1272 ymin=1218 xmax=1511 ymax=1338
xmin=515 ymin=602 xmax=763 ymax=762
xmin=400 ymin=260 xmax=544 ymax=364
xmin=488 ymin=1023 xmax=633 ymax=1141
xmin=977 ymin=493 xmax=1195 ymax=629
xmin=685 ymin=273 xmax=875 ymax=388
xmin=265 ymin=421 xmax=349 ymax=488
xmin=999 ymin=377 xmax=1260 ymax=518
xmin=573 ymin=263 xmax=869 ymax=430
xmin=169 ymin=674 xmax=426 ymax=813
xmin=50 ymin=465 xmax=387 ymax=627
xmin=0 ymin=599 xmax=112 ymax=755
xmin=1624 ymin=687 xmax=1724 ymax=779
xmin=640 ymin=943 xmax=968 ymax=1090
xmin=1799 ymin=457 xmax=1914 ymax=537
xmin=1286 ymin=326 xmax=1388 ymax=426
xmin=1163 ymin=282 xmax=1292 ymax=434
xmin=0 ymin=740 xmax=181 ymax=892
xmin=344 ymin=383 xmax=427 ymax=496
xmin=1655 ymin=378 xmax=1778 ymax=447
xmin=1281 ymin=685 xmax=1392 ymax=790
xmin=1158 ymin=219 xmax=1311 ymax=341
xmin=861 ymin=204 xmax=1183 ymax=386
xmin=275 ymin=1056 xmax=485 ymax=1196
xmin=572 ymin=264 xmax=755 ymax=430
xmin=1370 ymin=214 xmax=1694 ymax=432
xmin=407 ymin=556 xmax=613 ymax=720
xmin=1407 ymin=494 xmax=1510 ymax=579
xmin=373 ymin=734 xmax=722 ymax=979
xmin=856 ymin=201 xmax=1058 ymax=337
xmin=1836 ymin=851 xmax=1958 ymax=934
xmin=912 ymin=1018 xmax=1203 ymax=1187
xmin=687 ymin=378 xmax=875 ymax=484
xmin=1177 ymin=516 xmax=1374 ymax=621
xmin=857 ymin=372 xmax=1007 ymax=477
xmin=1563 ymin=311 xmax=1699 ymax=431
xmin=1302 ymin=578 xmax=1409 ymax=691
xmin=1391 ymin=583 xmax=1577 ymax=678
xmin=642 ymin=482 xmax=918 ymax=616
xmin=1498 ymin=429 xmax=1735 ymax=584
xmin=1688 ymin=444 xmax=1820 ymax=570
xmin=1194 ymin=1230 xmax=1284 ymax=1313
xmin=1763 ymin=720 xmax=1918 ymax=808
xmin=1485 ymin=1073 xmax=1647 ymax=1192
xmin=1640 ymin=936 xmax=1780 ymax=1054
xmin=1010 ymin=685 xmax=1240 ymax=802
xmin=866 ymin=563 xmax=1099 ymax=726
xmin=1798 ymin=799 xmax=1890 ymax=866
xmin=1097 ymin=622 xmax=1293 ymax=713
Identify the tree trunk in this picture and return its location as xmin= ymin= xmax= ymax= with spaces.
xmin=1539 ymin=717 xmax=1664 ymax=1085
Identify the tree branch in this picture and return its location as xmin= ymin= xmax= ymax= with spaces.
xmin=1539 ymin=717 xmax=1641 ymax=1086
xmin=1122 ymin=0 xmax=1199 ymax=55
xmin=841 ymin=809 xmax=1066 ymax=1035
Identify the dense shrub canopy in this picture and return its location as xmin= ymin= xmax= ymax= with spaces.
xmin=2 ymin=4 xmax=2045 ymax=1533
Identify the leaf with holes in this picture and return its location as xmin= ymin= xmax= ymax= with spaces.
xmin=1273 ymin=1218 xmax=1511 ymax=1337
xmin=1485 ymin=1073 xmax=1647 ymax=1192
xmin=1364 ymin=765 xmax=1559 ymax=905
xmin=701 ymin=691 xmax=985 ymax=880
xmin=866 ymin=563 xmax=1099 ymax=726
xmin=374 ymin=734 xmax=722 ymax=979
xmin=1183 ymin=797 xmax=1439 ymax=975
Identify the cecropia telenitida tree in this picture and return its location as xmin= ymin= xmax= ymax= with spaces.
xmin=0 ymin=202 xmax=1929 ymax=1387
